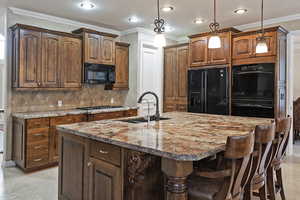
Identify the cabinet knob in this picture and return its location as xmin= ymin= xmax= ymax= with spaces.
xmin=87 ymin=162 xmax=92 ymax=167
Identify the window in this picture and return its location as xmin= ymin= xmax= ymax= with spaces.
xmin=0 ymin=34 xmax=4 ymax=60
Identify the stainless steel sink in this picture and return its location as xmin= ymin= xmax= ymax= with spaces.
xmin=118 ymin=116 xmax=171 ymax=124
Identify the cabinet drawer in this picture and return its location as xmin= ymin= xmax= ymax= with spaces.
xmin=164 ymin=104 xmax=177 ymax=112
xmin=90 ymin=140 xmax=121 ymax=166
xmin=27 ymin=128 xmax=49 ymax=143
xmin=27 ymin=118 xmax=49 ymax=129
xmin=27 ymin=153 xmax=49 ymax=169
xmin=72 ymin=114 xmax=87 ymax=123
xmin=50 ymin=116 xmax=75 ymax=126
xmin=125 ymin=109 xmax=138 ymax=117
xmin=27 ymin=141 xmax=49 ymax=158
xmin=90 ymin=111 xmax=125 ymax=121
xmin=177 ymin=104 xmax=187 ymax=112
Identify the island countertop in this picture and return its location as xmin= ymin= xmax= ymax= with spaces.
xmin=56 ymin=112 xmax=272 ymax=161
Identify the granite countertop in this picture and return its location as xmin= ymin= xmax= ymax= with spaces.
xmin=56 ymin=112 xmax=272 ymax=161
xmin=12 ymin=106 xmax=138 ymax=119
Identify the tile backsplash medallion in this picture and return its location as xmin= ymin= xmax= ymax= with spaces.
xmin=11 ymin=85 xmax=128 ymax=113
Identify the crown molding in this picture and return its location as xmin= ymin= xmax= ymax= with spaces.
xmin=235 ymin=13 xmax=300 ymax=31
xmin=8 ymin=7 xmax=121 ymax=36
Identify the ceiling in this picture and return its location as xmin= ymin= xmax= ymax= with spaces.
xmin=4 ymin=0 xmax=300 ymax=37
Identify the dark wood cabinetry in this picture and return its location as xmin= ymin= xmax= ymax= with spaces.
xmin=72 ymin=28 xmax=118 ymax=66
xmin=188 ymin=29 xmax=239 ymax=67
xmin=10 ymin=24 xmax=82 ymax=89
xmin=164 ymin=44 xmax=189 ymax=112
xmin=114 ymin=42 xmax=130 ymax=90
xmin=13 ymin=109 xmax=137 ymax=172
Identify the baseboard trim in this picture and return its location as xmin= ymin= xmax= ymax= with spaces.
xmin=2 ymin=160 xmax=16 ymax=168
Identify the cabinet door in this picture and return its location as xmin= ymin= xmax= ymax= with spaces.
xmin=232 ymin=35 xmax=254 ymax=59
xmin=114 ymin=44 xmax=129 ymax=89
xmin=164 ymin=48 xmax=177 ymax=109
xmin=84 ymin=33 xmax=102 ymax=64
xmin=60 ymin=37 xmax=82 ymax=88
xmin=208 ymin=33 xmax=230 ymax=65
xmin=252 ymin=31 xmax=276 ymax=57
xmin=59 ymin=133 xmax=89 ymax=200
xmin=189 ymin=36 xmax=208 ymax=67
xmin=41 ymin=33 xmax=60 ymax=88
xmin=19 ymin=29 xmax=41 ymax=88
xmin=176 ymin=46 xmax=189 ymax=102
xmin=101 ymin=36 xmax=115 ymax=65
xmin=88 ymin=158 xmax=122 ymax=200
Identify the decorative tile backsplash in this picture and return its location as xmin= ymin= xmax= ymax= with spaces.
xmin=10 ymin=85 xmax=128 ymax=113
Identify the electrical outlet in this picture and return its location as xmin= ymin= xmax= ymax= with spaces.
xmin=58 ymin=100 xmax=63 ymax=107
xmin=110 ymin=98 xmax=114 ymax=104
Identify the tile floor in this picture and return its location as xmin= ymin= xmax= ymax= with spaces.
xmin=0 ymin=146 xmax=300 ymax=200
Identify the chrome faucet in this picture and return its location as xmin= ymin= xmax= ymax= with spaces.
xmin=137 ymin=91 xmax=160 ymax=121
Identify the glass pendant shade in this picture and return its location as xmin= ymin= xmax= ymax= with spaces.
xmin=154 ymin=33 xmax=166 ymax=47
xmin=256 ymin=40 xmax=268 ymax=53
xmin=208 ymin=35 xmax=221 ymax=49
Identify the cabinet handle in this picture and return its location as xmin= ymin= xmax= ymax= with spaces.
xmin=99 ymin=150 xmax=108 ymax=154
xmin=33 ymin=133 xmax=44 ymax=137
xmin=33 ymin=158 xmax=43 ymax=162
xmin=87 ymin=162 xmax=92 ymax=167
xmin=34 ymin=145 xmax=43 ymax=150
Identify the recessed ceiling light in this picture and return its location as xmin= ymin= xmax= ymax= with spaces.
xmin=128 ymin=16 xmax=139 ymax=23
xmin=162 ymin=6 xmax=174 ymax=12
xmin=234 ymin=8 xmax=248 ymax=14
xmin=194 ymin=19 xmax=205 ymax=24
xmin=79 ymin=0 xmax=96 ymax=10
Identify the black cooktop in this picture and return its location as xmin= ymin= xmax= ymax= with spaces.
xmin=77 ymin=106 xmax=123 ymax=110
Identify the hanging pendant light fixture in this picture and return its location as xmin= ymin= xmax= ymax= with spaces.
xmin=208 ymin=0 xmax=221 ymax=49
xmin=256 ymin=0 xmax=268 ymax=53
xmin=154 ymin=0 xmax=166 ymax=47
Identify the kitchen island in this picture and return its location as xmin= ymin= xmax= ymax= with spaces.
xmin=57 ymin=112 xmax=271 ymax=200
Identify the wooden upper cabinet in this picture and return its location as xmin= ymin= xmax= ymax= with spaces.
xmin=114 ymin=42 xmax=129 ymax=90
xmin=164 ymin=48 xmax=177 ymax=100
xmin=232 ymin=30 xmax=277 ymax=60
xmin=72 ymin=28 xmax=118 ymax=65
xmin=41 ymin=33 xmax=60 ymax=88
xmin=19 ymin=29 xmax=41 ymax=88
xmin=11 ymin=24 xmax=83 ymax=89
xmin=60 ymin=37 xmax=82 ymax=88
xmin=189 ymin=36 xmax=207 ymax=67
xmin=207 ymin=33 xmax=230 ymax=65
xmin=177 ymin=46 xmax=189 ymax=99
xmin=85 ymin=33 xmax=102 ymax=64
xmin=232 ymin=35 xmax=253 ymax=59
xmin=101 ymin=36 xmax=115 ymax=65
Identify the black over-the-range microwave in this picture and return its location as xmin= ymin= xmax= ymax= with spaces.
xmin=84 ymin=63 xmax=115 ymax=84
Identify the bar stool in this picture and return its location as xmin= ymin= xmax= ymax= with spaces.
xmin=188 ymin=131 xmax=255 ymax=200
xmin=244 ymin=122 xmax=275 ymax=200
xmin=267 ymin=117 xmax=291 ymax=200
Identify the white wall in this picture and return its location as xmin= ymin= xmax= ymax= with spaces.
xmin=292 ymin=33 xmax=300 ymax=100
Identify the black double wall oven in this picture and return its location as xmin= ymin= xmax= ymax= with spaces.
xmin=231 ymin=63 xmax=275 ymax=118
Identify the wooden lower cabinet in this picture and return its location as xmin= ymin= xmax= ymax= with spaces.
xmin=88 ymin=158 xmax=122 ymax=200
xmin=13 ymin=109 xmax=137 ymax=172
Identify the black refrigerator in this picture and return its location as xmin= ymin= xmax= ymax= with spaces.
xmin=188 ymin=67 xmax=229 ymax=115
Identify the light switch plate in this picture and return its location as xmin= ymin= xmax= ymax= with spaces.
xmin=58 ymin=100 xmax=63 ymax=107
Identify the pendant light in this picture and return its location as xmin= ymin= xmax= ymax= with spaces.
xmin=208 ymin=0 xmax=221 ymax=49
xmin=256 ymin=0 xmax=268 ymax=53
xmin=154 ymin=0 xmax=166 ymax=47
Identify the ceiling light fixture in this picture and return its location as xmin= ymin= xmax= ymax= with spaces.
xmin=194 ymin=18 xmax=205 ymax=24
xmin=256 ymin=0 xmax=268 ymax=54
xmin=208 ymin=0 xmax=221 ymax=49
xmin=154 ymin=0 xmax=166 ymax=47
xmin=162 ymin=6 xmax=174 ymax=12
xmin=234 ymin=8 xmax=248 ymax=15
xmin=79 ymin=0 xmax=95 ymax=10
xmin=128 ymin=16 xmax=139 ymax=23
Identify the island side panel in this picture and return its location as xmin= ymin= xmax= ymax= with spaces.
xmin=162 ymin=158 xmax=193 ymax=200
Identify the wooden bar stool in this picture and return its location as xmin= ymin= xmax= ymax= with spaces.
xmin=188 ymin=131 xmax=255 ymax=200
xmin=244 ymin=122 xmax=275 ymax=200
xmin=267 ymin=117 xmax=292 ymax=200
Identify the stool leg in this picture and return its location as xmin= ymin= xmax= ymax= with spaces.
xmin=267 ymin=167 xmax=276 ymax=200
xmin=276 ymin=168 xmax=286 ymax=200
xmin=244 ymin=183 xmax=252 ymax=200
